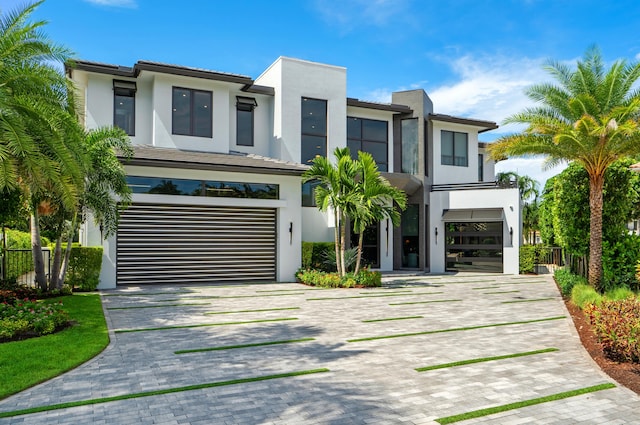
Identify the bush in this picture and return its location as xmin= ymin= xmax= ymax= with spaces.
xmin=301 ymin=242 xmax=335 ymax=271
xmin=585 ymin=298 xmax=640 ymax=363
xmin=2 ymin=229 xmax=50 ymax=281
xmin=65 ymin=246 xmax=103 ymax=291
xmin=571 ymin=283 xmax=603 ymax=309
xmin=519 ymin=245 xmax=537 ymax=274
xmin=296 ymin=268 xmax=382 ymax=288
xmin=322 ymin=247 xmax=358 ymax=273
xmin=554 ymin=268 xmax=588 ymax=297
xmin=602 ymin=235 xmax=640 ymax=292
xmin=604 ymin=287 xmax=636 ymax=301
xmin=0 ymin=298 xmax=69 ymax=340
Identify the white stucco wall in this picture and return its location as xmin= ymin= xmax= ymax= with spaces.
xmin=89 ymin=165 xmax=302 ymax=289
xmin=229 ymin=90 xmax=273 ymax=158
xmin=432 ymin=121 xmax=484 ymax=185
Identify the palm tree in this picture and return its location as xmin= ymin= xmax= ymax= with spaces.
xmin=350 ymin=151 xmax=406 ymax=273
xmin=302 ymin=148 xmax=358 ymax=276
xmin=488 ymin=47 xmax=640 ymax=291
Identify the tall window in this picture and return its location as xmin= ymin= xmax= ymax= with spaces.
xmin=347 ymin=117 xmax=388 ymax=171
xmin=172 ymin=87 xmax=212 ymax=138
xmin=478 ymin=154 xmax=484 ymax=181
xmin=113 ymin=80 xmax=136 ymax=136
xmin=401 ymin=118 xmax=418 ymax=174
xmin=441 ymin=130 xmax=468 ymax=166
xmin=301 ymin=97 xmax=327 ymax=164
xmin=236 ymin=96 xmax=257 ymax=146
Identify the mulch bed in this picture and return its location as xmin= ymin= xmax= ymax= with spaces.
xmin=565 ymin=299 xmax=640 ymax=395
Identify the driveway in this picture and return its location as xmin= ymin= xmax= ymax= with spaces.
xmin=1 ymin=274 xmax=639 ymax=424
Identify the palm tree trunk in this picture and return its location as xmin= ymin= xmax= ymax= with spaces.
xmin=333 ymin=208 xmax=342 ymax=275
xmin=49 ymin=236 xmax=63 ymax=290
xmin=354 ymin=231 xmax=364 ymax=274
xmin=30 ymin=210 xmax=47 ymax=291
xmin=588 ymin=174 xmax=604 ymax=292
xmin=339 ymin=213 xmax=347 ymax=276
xmin=59 ymin=216 xmax=78 ymax=288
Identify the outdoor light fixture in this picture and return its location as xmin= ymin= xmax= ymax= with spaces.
xmin=509 ymin=227 xmax=513 ymax=245
xmin=435 ymin=227 xmax=438 ymax=244
xmin=289 ymin=222 xmax=293 ymax=244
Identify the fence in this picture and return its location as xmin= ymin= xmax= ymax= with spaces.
xmin=0 ymin=248 xmax=51 ymax=286
xmin=532 ymin=246 xmax=589 ymax=278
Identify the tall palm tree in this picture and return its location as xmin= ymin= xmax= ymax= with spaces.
xmin=350 ymin=151 xmax=406 ymax=273
xmin=302 ymin=147 xmax=358 ymax=276
xmin=488 ymin=47 xmax=640 ymax=291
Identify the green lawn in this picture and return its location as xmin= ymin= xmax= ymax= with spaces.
xmin=0 ymin=293 xmax=109 ymax=400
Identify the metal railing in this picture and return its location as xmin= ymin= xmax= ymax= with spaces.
xmin=0 ymin=248 xmax=51 ymax=286
xmin=431 ymin=180 xmax=518 ymax=192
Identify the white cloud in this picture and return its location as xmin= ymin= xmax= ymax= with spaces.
xmin=83 ymin=0 xmax=137 ymax=8
xmin=313 ymin=0 xmax=411 ymax=31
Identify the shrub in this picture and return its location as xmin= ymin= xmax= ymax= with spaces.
xmin=65 ymin=246 xmax=103 ymax=291
xmin=554 ymin=268 xmax=588 ymax=297
xmin=301 ymin=242 xmax=335 ymax=271
xmin=571 ymin=283 xmax=603 ymax=309
xmin=296 ymin=268 xmax=382 ymax=288
xmin=519 ymin=245 xmax=537 ymax=274
xmin=602 ymin=235 xmax=640 ymax=292
xmin=322 ymin=247 xmax=358 ymax=273
xmin=604 ymin=287 xmax=636 ymax=301
xmin=0 ymin=299 xmax=69 ymax=340
xmin=585 ymin=298 xmax=640 ymax=363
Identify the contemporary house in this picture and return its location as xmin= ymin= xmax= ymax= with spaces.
xmin=66 ymin=56 xmax=520 ymax=289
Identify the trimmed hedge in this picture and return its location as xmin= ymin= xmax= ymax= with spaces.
xmin=301 ymin=242 xmax=335 ymax=271
xmin=65 ymin=246 xmax=103 ymax=291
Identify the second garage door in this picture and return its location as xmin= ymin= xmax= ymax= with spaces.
xmin=117 ymin=203 xmax=277 ymax=285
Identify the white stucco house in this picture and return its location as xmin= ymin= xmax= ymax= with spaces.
xmin=66 ymin=56 xmax=521 ymax=289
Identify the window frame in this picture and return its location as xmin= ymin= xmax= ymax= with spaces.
xmin=172 ymin=86 xmax=213 ymax=138
xmin=346 ymin=116 xmax=389 ymax=172
xmin=236 ymin=96 xmax=257 ymax=147
xmin=113 ymin=80 xmax=136 ymax=136
xmin=301 ymin=97 xmax=327 ymax=164
xmin=441 ymin=130 xmax=468 ymax=167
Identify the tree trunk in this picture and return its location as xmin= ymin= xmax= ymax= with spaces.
xmin=354 ymin=231 xmax=364 ymax=274
xmin=49 ymin=236 xmax=63 ymax=290
xmin=58 ymin=218 xmax=77 ymax=289
xmin=333 ymin=208 xmax=342 ymax=275
xmin=339 ymin=213 xmax=347 ymax=276
xmin=1 ymin=225 xmax=6 ymax=283
xmin=30 ymin=210 xmax=47 ymax=291
xmin=588 ymin=174 xmax=605 ymax=292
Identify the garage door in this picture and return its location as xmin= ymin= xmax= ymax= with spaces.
xmin=117 ymin=203 xmax=277 ymax=285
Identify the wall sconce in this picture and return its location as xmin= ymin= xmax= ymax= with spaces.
xmin=289 ymin=222 xmax=293 ymax=244
xmin=435 ymin=227 xmax=438 ymax=244
xmin=509 ymin=227 xmax=513 ymax=245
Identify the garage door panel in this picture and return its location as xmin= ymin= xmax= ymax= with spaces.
xmin=117 ymin=203 xmax=277 ymax=285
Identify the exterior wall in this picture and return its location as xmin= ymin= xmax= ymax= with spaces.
xmin=478 ymin=146 xmax=495 ymax=182
xmin=429 ymin=188 xmax=521 ymax=275
xmin=87 ymin=165 xmax=302 ymax=289
xmin=432 ymin=121 xmax=484 ymax=185
xmin=229 ymin=90 xmax=273 ymax=157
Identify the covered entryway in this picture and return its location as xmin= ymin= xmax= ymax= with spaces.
xmin=116 ymin=203 xmax=276 ymax=285
xmin=443 ymin=208 xmax=504 ymax=273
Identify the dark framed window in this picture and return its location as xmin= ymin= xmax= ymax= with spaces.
xmin=236 ymin=96 xmax=257 ymax=146
xmin=113 ymin=80 xmax=136 ymax=136
xmin=347 ymin=117 xmax=388 ymax=171
xmin=301 ymin=97 xmax=327 ymax=164
xmin=478 ymin=154 xmax=484 ymax=181
xmin=172 ymin=87 xmax=212 ymax=138
xmin=126 ymin=176 xmax=278 ymax=199
xmin=302 ymin=181 xmax=320 ymax=207
xmin=441 ymin=130 xmax=468 ymax=167
xmin=401 ymin=118 xmax=418 ymax=173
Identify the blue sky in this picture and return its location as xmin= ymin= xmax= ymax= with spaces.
xmin=4 ymin=0 xmax=640 ymax=187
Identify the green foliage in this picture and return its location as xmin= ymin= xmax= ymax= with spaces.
xmin=571 ymin=283 xmax=603 ymax=309
xmin=538 ymin=177 xmax=557 ymax=246
xmin=601 ymin=235 xmax=640 ymax=292
xmin=0 ymin=298 xmax=68 ymax=340
xmin=554 ymin=268 xmax=588 ymax=297
xmin=2 ymin=229 xmax=50 ymax=281
xmin=604 ymin=287 xmax=636 ymax=301
xmin=295 ymin=268 xmax=382 ymax=288
xmin=301 ymin=242 xmax=334 ymax=271
xmin=585 ymin=297 xmax=640 ymax=363
xmin=65 ymin=246 xmax=103 ymax=291
xmin=323 ymin=247 xmax=358 ymax=273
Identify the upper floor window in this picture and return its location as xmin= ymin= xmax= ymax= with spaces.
xmin=441 ymin=130 xmax=468 ymax=167
xmin=347 ymin=117 xmax=388 ymax=172
xmin=236 ymin=96 xmax=257 ymax=146
xmin=113 ymin=80 xmax=136 ymax=136
xmin=401 ymin=118 xmax=418 ymax=174
xmin=301 ymin=97 xmax=327 ymax=164
xmin=172 ymin=87 xmax=212 ymax=138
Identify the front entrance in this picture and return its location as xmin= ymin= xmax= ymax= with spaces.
xmin=445 ymin=221 xmax=503 ymax=273
xmin=349 ymin=222 xmax=380 ymax=268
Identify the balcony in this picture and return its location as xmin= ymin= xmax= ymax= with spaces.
xmin=431 ymin=180 xmax=517 ymax=192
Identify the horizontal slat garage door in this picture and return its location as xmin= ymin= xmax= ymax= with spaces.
xmin=117 ymin=203 xmax=276 ymax=285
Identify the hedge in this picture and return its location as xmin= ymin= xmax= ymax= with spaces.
xmin=64 ymin=246 xmax=103 ymax=291
xmin=301 ymin=241 xmax=335 ymax=271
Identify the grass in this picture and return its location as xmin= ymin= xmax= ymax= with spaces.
xmin=102 ymin=291 xmax=189 ymax=297
xmin=482 ymin=290 xmax=520 ymax=294
xmin=434 ymin=383 xmax=616 ymax=424
xmin=0 ymin=294 xmax=109 ymax=400
xmin=107 ymin=303 xmax=210 ymax=310
xmin=0 ymin=368 xmax=330 ymax=419
xmin=389 ymin=299 xmax=462 ymax=306
xmin=205 ymin=307 xmax=300 ymax=315
xmin=347 ymin=316 xmax=566 ymax=342
xmin=362 ymin=316 xmax=423 ymax=323
xmin=307 ymin=293 xmax=418 ymax=301
xmin=175 ymin=338 xmax=315 ymax=354
xmin=115 ymin=317 xmax=298 ymax=333
xmin=501 ymin=298 xmax=555 ymax=304
xmin=415 ymin=348 xmax=559 ymax=372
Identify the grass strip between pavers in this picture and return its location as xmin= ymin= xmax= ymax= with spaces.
xmin=115 ymin=317 xmax=298 ymax=333
xmin=482 ymin=290 xmax=520 ymax=294
xmin=205 ymin=307 xmax=300 ymax=315
xmin=389 ymin=299 xmax=462 ymax=305
xmin=347 ymin=316 xmax=566 ymax=342
xmin=362 ymin=316 xmax=423 ymax=323
xmin=358 ymin=290 xmax=413 ymax=294
xmin=415 ymin=348 xmax=559 ymax=372
xmin=102 ymin=291 xmax=189 ymax=297
xmin=434 ymin=383 xmax=616 ymax=424
xmin=307 ymin=293 xmax=434 ymax=301
xmin=175 ymin=338 xmax=315 ymax=354
xmin=0 ymin=368 xmax=330 ymax=419
xmin=107 ymin=303 xmax=210 ymax=310
xmin=502 ymin=298 xmax=556 ymax=304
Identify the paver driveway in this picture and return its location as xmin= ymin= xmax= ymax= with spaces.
xmin=1 ymin=273 xmax=639 ymax=424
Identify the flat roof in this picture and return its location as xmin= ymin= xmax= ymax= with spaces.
xmin=429 ymin=113 xmax=498 ymax=133
xmin=347 ymin=98 xmax=413 ymax=113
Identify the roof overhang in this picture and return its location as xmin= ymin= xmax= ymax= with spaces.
xmin=381 ymin=172 xmax=423 ymax=195
xmin=441 ymin=208 xmax=504 ymax=222
xmin=428 ymin=114 xmax=498 ymax=133
xmin=347 ymin=98 xmax=413 ymax=114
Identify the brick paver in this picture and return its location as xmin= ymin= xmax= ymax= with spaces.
xmin=1 ymin=274 xmax=639 ymax=424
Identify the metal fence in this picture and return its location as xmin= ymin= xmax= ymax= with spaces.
xmin=532 ymin=246 xmax=589 ymax=278
xmin=0 ymin=248 xmax=51 ymax=286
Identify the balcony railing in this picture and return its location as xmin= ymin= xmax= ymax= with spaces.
xmin=431 ymin=180 xmax=517 ymax=192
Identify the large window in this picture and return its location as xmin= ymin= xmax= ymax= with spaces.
xmin=301 ymin=97 xmax=327 ymax=164
xmin=113 ymin=80 xmax=136 ymax=136
xmin=127 ymin=176 xmax=278 ymax=199
xmin=401 ymin=118 xmax=418 ymax=174
xmin=441 ymin=130 xmax=468 ymax=166
xmin=172 ymin=87 xmax=212 ymax=138
xmin=347 ymin=117 xmax=388 ymax=171
xmin=236 ymin=96 xmax=257 ymax=146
